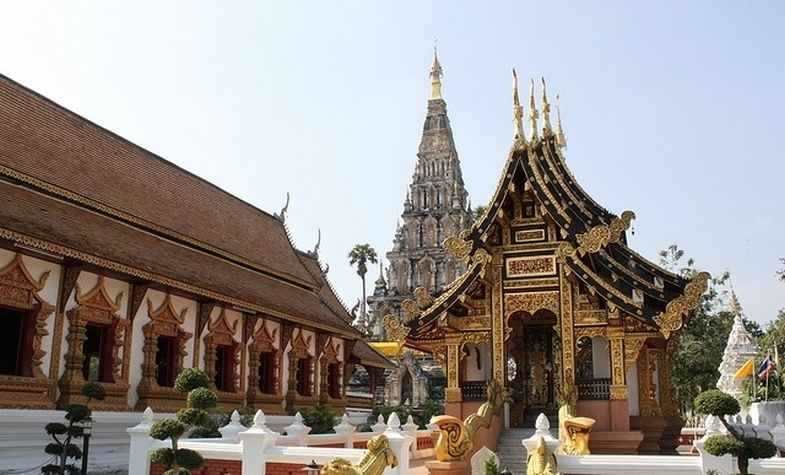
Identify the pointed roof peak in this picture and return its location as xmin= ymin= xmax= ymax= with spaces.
xmin=429 ymin=46 xmax=444 ymax=100
xmin=512 ymin=68 xmax=525 ymax=143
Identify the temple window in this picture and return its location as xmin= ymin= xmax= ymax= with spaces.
xmin=296 ymin=357 xmax=312 ymax=396
xmin=82 ymin=323 xmax=113 ymax=383
xmin=155 ymin=335 xmax=177 ymax=387
xmin=204 ymin=309 xmax=240 ymax=394
xmin=258 ymin=351 xmax=276 ymax=394
xmin=0 ymin=306 xmax=34 ymax=376
xmin=319 ymin=339 xmax=343 ymax=401
xmin=327 ymin=363 xmax=341 ymax=399
xmin=214 ymin=344 xmax=236 ymax=392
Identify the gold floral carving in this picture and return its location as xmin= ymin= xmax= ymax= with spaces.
xmin=383 ymin=314 xmax=410 ymax=343
xmin=514 ymin=229 xmax=545 ymax=243
xmin=506 ymin=256 xmax=556 ymax=277
xmin=492 ymin=279 xmax=505 ymax=383
xmin=654 ymin=272 xmax=710 ymax=339
xmin=445 ymin=344 xmax=460 ymax=402
xmin=448 ymin=315 xmax=491 ymax=331
xmin=504 ymin=291 xmax=559 ymax=318
xmin=443 ymin=231 xmax=473 ymax=262
xmin=575 ymin=211 xmax=636 ymax=255
xmin=414 ymin=287 xmax=434 ymax=309
xmin=608 ymin=330 xmax=626 ymax=400
xmin=574 ymin=326 xmax=607 ymax=340
xmin=504 ymin=277 xmax=559 ymax=289
xmin=623 ymin=335 xmax=649 ymax=365
xmin=637 ymin=349 xmax=660 ymax=416
xmin=575 ymin=310 xmax=607 ymax=325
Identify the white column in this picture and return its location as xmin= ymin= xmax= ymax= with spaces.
xmin=126 ymin=407 xmax=155 ymax=475
xmin=283 ymin=412 xmax=311 ymax=446
xmin=383 ymin=413 xmax=414 ymax=475
xmin=334 ymin=413 xmax=356 ymax=449
xmin=239 ymin=410 xmax=279 ymax=475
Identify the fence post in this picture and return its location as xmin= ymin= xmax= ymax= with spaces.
xmin=283 ymin=411 xmax=311 ymax=446
xmin=219 ymin=410 xmax=247 ymax=442
xmin=383 ymin=412 xmax=414 ymax=475
xmin=522 ymin=413 xmax=560 ymax=459
xmin=694 ymin=415 xmax=734 ymax=475
xmin=334 ymin=413 xmax=356 ymax=449
xmin=402 ymin=415 xmax=419 ymax=455
xmin=126 ymin=407 xmax=155 ymax=475
xmin=772 ymin=413 xmax=785 ymax=454
xmin=239 ymin=410 xmax=278 ymax=475
xmin=372 ymin=413 xmax=387 ymax=433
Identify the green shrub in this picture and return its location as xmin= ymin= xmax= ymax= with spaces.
xmin=45 ymin=422 xmax=68 ymax=435
xmin=298 ymin=404 xmax=337 ymax=434
xmin=42 ymin=383 xmax=103 ymax=474
xmin=175 ymin=368 xmax=211 ymax=393
xmin=694 ymin=390 xmax=740 ymax=417
xmin=150 ymin=447 xmax=175 ymax=466
xmin=150 ymin=419 xmax=186 ymax=441
xmin=704 ymin=434 xmax=745 ymax=456
xmin=177 ymin=408 xmax=210 ymax=427
xmin=63 ymin=404 xmax=90 ymax=423
xmin=742 ymin=436 xmax=777 ymax=460
xmin=81 ymin=381 xmax=107 ymax=400
xmin=187 ymin=387 xmax=218 ymax=410
xmin=188 ymin=425 xmax=221 ymax=439
xmin=485 ymin=456 xmax=501 ymax=475
xmin=175 ymin=448 xmax=205 ymax=470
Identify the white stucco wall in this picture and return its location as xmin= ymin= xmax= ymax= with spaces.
xmin=463 ymin=343 xmax=491 ymax=381
xmin=0 ymin=250 xmax=62 ymax=378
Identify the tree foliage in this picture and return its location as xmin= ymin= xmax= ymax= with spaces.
xmin=695 ymin=389 xmax=777 ymax=475
xmin=658 ymin=245 xmax=762 ymax=413
xmin=348 ymin=244 xmax=378 ymax=279
xmin=42 ymin=382 xmax=105 ymax=475
xmin=297 ymin=404 xmax=338 ymax=434
xmin=151 ymin=368 xmax=218 ymax=474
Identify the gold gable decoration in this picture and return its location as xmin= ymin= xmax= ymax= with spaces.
xmin=654 ymin=271 xmax=710 ymax=339
xmin=383 ymin=314 xmax=410 ymax=344
xmin=574 ymin=211 xmax=636 ymax=256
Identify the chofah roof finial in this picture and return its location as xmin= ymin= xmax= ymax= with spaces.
xmin=528 ymin=78 xmax=539 ymax=141
xmin=512 ymin=68 xmax=526 ymax=144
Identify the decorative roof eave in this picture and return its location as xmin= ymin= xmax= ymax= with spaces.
xmin=654 ymin=271 xmax=711 ymax=339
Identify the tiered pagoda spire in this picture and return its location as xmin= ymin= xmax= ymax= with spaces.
xmin=717 ymin=290 xmax=758 ymax=398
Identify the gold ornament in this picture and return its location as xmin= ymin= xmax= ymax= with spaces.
xmin=432 ymin=379 xmax=507 ymax=461
xmin=320 ymin=434 xmax=397 ymax=475
xmin=560 ymin=417 xmax=596 ymax=455
xmin=526 ymin=436 xmax=557 ymax=475
xmin=575 ymin=211 xmax=635 ymax=255
xmin=443 ymin=232 xmax=472 ymax=262
xmin=383 ymin=314 xmax=410 ymax=343
xmin=654 ymin=272 xmax=710 ymax=339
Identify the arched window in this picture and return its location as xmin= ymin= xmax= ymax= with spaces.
xmin=204 ymin=309 xmax=240 ymax=394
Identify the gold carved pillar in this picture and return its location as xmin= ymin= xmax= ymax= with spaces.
xmin=491 ymin=257 xmax=505 ymax=383
xmin=659 ymin=338 xmax=680 ymax=418
xmin=559 ymin=268 xmax=575 ymax=395
xmin=607 ymin=327 xmax=627 ymax=400
xmin=637 ymin=348 xmax=661 ymax=417
xmin=445 ymin=343 xmax=462 ymax=403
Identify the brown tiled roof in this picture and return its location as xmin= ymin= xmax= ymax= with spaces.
xmin=296 ymin=251 xmax=354 ymax=325
xmin=0 ymin=174 xmax=360 ymax=337
xmin=352 ymin=340 xmax=394 ymax=369
xmin=0 ymin=74 xmax=314 ymax=287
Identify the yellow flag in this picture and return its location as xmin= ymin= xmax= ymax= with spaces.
xmin=735 ymin=358 xmax=754 ymax=379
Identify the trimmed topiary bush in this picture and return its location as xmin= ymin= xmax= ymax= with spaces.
xmin=298 ymin=404 xmax=337 ymax=434
xmin=694 ymin=389 xmax=777 ymax=474
xmin=152 ymin=368 xmax=219 ymax=474
xmin=42 ymin=382 xmax=105 ymax=474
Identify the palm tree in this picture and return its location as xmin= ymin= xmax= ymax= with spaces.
xmin=348 ymin=244 xmax=378 ymax=328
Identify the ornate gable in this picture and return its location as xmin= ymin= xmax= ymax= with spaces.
xmin=73 ymin=277 xmax=123 ymax=325
xmin=207 ymin=308 xmax=239 ymax=347
xmin=251 ymin=318 xmax=278 ymax=352
xmin=290 ymin=330 xmax=312 ymax=359
xmin=146 ymin=294 xmax=187 ymax=338
xmin=0 ymin=254 xmax=50 ymax=310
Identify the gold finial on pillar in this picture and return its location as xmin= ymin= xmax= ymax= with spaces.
xmin=528 ymin=78 xmax=539 ymax=140
xmin=512 ymin=68 xmax=526 ymax=143
xmin=541 ymin=77 xmax=552 ymax=134
xmin=556 ymin=94 xmax=567 ymax=149
xmin=430 ymin=46 xmax=443 ymax=100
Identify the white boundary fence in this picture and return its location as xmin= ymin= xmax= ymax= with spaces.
xmin=128 ymin=408 xmax=435 ymax=475
xmin=517 ymin=413 xmax=785 ymax=475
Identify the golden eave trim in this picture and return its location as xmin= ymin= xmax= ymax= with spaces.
xmin=654 ymin=272 xmax=710 ymax=339
xmin=0 ymin=226 xmax=360 ymax=338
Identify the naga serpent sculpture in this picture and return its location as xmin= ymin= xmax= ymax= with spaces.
xmin=431 ymin=378 xmax=507 ymax=461
xmin=320 ymin=434 xmax=397 ymax=475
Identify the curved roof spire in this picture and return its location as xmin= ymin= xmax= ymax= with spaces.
xmin=512 ymin=69 xmax=525 ymax=142
xmin=556 ymin=94 xmax=567 ymax=149
xmin=528 ymin=78 xmax=539 ymax=140
xmin=541 ymin=77 xmax=552 ymax=134
xmin=430 ymin=46 xmax=444 ymax=100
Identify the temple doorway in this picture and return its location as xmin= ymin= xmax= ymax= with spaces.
xmin=506 ymin=310 xmax=558 ymax=428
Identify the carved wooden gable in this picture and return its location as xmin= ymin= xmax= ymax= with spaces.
xmin=321 ymin=340 xmax=340 ymax=364
xmin=290 ymin=330 xmax=312 ymax=359
xmin=207 ymin=308 xmax=239 ymax=347
xmin=251 ymin=319 xmax=277 ymax=352
xmin=74 ymin=277 xmax=124 ymax=325
xmin=0 ymin=254 xmax=50 ymax=310
xmin=146 ymin=295 xmax=187 ymax=337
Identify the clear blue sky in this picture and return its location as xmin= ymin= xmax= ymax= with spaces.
xmin=2 ymin=1 xmax=782 ymax=323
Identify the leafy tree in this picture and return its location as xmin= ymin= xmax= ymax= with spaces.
xmin=658 ymin=245 xmax=762 ymax=413
xmin=695 ymin=390 xmax=777 ymax=474
xmin=348 ymin=244 xmax=378 ymax=330
xmin=149 ymin=369 xmax=217 ymax=475
xmin=42 ymin=382 xmax=106 ymax=475
xmin=473 ymin=205 xmax=488 ymax=222
xmin=778 ymin=258 xmax=784 ymax=282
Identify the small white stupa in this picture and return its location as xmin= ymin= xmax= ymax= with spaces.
xmin=716 ymin=290 xmax=758 ymax=398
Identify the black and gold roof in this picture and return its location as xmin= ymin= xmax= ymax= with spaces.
xmin=402 ymin=76 xmax=709 ymax=343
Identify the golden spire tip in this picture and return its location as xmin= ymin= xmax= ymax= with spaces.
xmin=512 ymin=68 xmax=525 ymax=142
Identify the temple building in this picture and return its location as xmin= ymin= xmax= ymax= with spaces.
xmin=385 ymin=72 xmax=710 ymax=454
xmin=366 ymin=51 xmax=472 ymax=406
xmin=0 ymin=74 xmax=392 ymax=414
